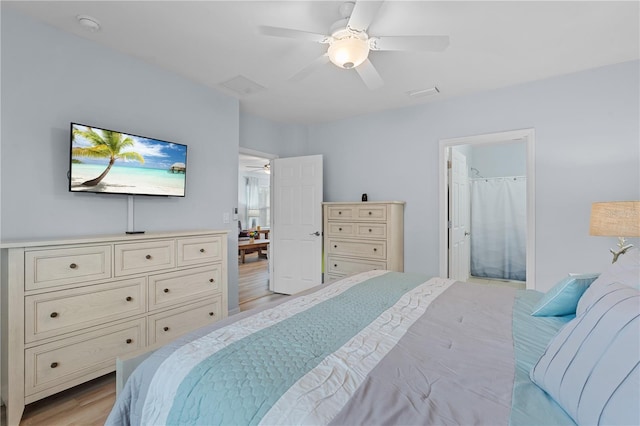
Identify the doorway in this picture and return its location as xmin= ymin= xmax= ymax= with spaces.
xmin=438 ymin=129 xmax=536 ymax=290
xmin=238 ymin=148 xmax=277 ymax=309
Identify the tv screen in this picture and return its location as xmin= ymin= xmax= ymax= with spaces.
xmin=69 ymin=123 xmax=187 ymax=197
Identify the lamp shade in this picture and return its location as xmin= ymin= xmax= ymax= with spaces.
xmin=590 ymin=201 xmax=640 ymax=237
xmin=328 ymin=36 xmax=369 ymax=69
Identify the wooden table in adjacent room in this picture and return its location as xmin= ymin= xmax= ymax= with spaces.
xmin=238 ymin=239 xmax=270 ymax=263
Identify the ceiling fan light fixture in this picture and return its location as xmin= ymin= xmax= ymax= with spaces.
xmin=328 ymin=36 xmax=369 ymax=69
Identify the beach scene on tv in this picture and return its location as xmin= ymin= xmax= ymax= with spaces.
xmin=70 ymin=124 xmax=187 ymax=196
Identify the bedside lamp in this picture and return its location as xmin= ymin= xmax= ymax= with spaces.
xmin=590 ymin=201 xmax=640 ymax=263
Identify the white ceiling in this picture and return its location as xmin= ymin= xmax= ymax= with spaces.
xmin=7 ymin=1 xmax=639 ymax=124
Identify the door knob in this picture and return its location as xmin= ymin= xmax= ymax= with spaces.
xmin=310 ymin=231 xmax=320 ymax=236
xmin=464 ymin=231 xmax=470 ymax=236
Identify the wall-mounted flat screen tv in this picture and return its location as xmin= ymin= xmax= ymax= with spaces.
xmin=69 ymin=123 xmax=187 ymax=197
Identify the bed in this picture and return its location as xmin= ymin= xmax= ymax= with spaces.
xmin=106 ymin=262 xmax=639 ymax=426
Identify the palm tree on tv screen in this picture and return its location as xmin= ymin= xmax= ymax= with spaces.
xmin=72 ymin=127 xmax=145 ymax=186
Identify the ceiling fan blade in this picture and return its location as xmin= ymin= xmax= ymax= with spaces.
xmin=289 ymin=54 xmax=330 ymax=82
xmin=347 ymin=0 xmax=384 ymax=34
xmin=355 ymin=59 xmax=384 ymax=90
xmin=258 ymin=26 xmax=331 ymax=44
xmin=369 ymin=35 xmax=450 ymax=52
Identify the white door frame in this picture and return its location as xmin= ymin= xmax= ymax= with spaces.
xmin=438 ymin=128 xmax=536 ymax=290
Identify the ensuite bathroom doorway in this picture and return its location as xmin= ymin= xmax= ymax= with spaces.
xmin=439 ymin=129 xmax=536 ymax=290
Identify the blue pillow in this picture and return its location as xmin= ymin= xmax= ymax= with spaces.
xmin=530 ymin=282 xmax=640 ymax=426
xmin=531 ymin=273 xmax=599 ymax=316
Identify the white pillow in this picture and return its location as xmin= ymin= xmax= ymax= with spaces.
xmin=530 ymin=282 xmax=640 ymax=426
xmin=576 ymin=247 xmax=640 ymax=316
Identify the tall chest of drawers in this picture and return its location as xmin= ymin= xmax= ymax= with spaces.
xmin=1 ymin=230 xmax=228 ymax=426
xmin=323 ymin=202 xmax=405 ymax=282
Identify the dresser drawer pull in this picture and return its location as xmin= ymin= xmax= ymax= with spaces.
xmin=126 ymin=296 xmax=133 ymax=302
xmin=163 ymin=326 xmax=169 ymax=332
xmin=373 ymin=248 xmax=378 ymax=252
xmin=126 ymin=338 xmax=133 ymax=344
xmin=339 ymin=227 xmax=342 ymax=231
xmin=209 ymin=312 xmax=215 ymax=317
xmin=368 ymin=211 xmax=372 ymax=215
xmin=209 ymin=278 xmax=215 ymax=283
xmin=163 ymin=288 xmax=170 ymax=293
xmin=50 ymin=312 xmax=58 ymax=318
xmin=69 ymin=263 xmax=78 ymax=269
xmin=338 ymin=211 xmax=342 ymax=215
xmin=145 ymin=254 xmax=152 ymax=260
xmin=369 ymin=229 xmax=372 ymax=232
xmin=50 ymin=362 xmax=58 ymax=369
xmin=334 ymin=264 xmax=338 ymax=268
xmin=334 ymin=245 xmax=337 ymax=248
xmin=200 ymin=248 xmax=205 ymax=253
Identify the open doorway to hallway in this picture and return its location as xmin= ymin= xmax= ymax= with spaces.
xmin=238 ymin=149 xmax=282 ymax=309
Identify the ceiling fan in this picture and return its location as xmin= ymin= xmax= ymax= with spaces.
xmin=259 ymin=1 xmax=449 ymax=90
xmin=246 ymin=163 xmax=271 ymax=174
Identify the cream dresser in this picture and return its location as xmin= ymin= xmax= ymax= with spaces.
xmin=1 ymin=230 xmax=228 ymax=426
xmin=323 ymin=202 xmax=404 ymax=282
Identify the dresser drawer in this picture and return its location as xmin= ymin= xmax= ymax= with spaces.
xmin=25 ymin=277 xmax=146 ymax=343
xmin=355 ymin=223 xmax=387 ymax=239
xmin=147 ymin=296 xmax=222 ymax=345
xmin=114 ymin=240 xmax=175 ymax=276
xmin=326 ymin=222 xmax=356 ymax=237
xmin=354 ymin=205 xmax=387 ymax=221
xmin=25 ymin=319 xmax=145 ymax=396
xmin=327 ymin=239 xmax=387 ymax=260
xmin=327 ymin=256 xmax=386 ymax=275
xmin=326 ymin=206 xmax=356 ymax=220
xmin=148 ymin=265 xmax=222 ymax=311
xmin=177 ymin=235 xmax=223 ymax=267
xmin=25 ymin=246 xmax=112 ymax=291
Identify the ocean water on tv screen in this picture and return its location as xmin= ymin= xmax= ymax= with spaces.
xmin=70 ymin=163 xmax=185 ymax=196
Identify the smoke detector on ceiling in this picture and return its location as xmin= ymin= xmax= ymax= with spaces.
xmin=76 ymin=15 xmax=101 ymax=32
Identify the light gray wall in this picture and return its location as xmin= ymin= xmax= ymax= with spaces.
xmin=239 ymin=113 xmax=307 ymax=157
xmin=470 ymin=142 xmax=527 ymax=178
xmin=1 ymin=8 xmax=242 ymax=310
xmin=307 ymin=60 xmax=640 ymax=291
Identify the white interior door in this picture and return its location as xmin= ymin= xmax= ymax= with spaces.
xmin=448 ymin=149 xmax=470 ymax=281
xmin=270 ymin=155 xmax=323 ymax=294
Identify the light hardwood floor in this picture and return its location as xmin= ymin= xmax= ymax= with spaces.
xmin=7 ymin=255 xmax=284 ymax=425
xmin=238 ymin=254 xmax=287 ymax=311
xmin=17 ymin=373 xmax=116 ymax=426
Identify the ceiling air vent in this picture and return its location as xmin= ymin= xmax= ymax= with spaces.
xmin=219 ymin=75 xmax=266 ymax=96
xmin=406 ymin=86 xmax=440 ymax=98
